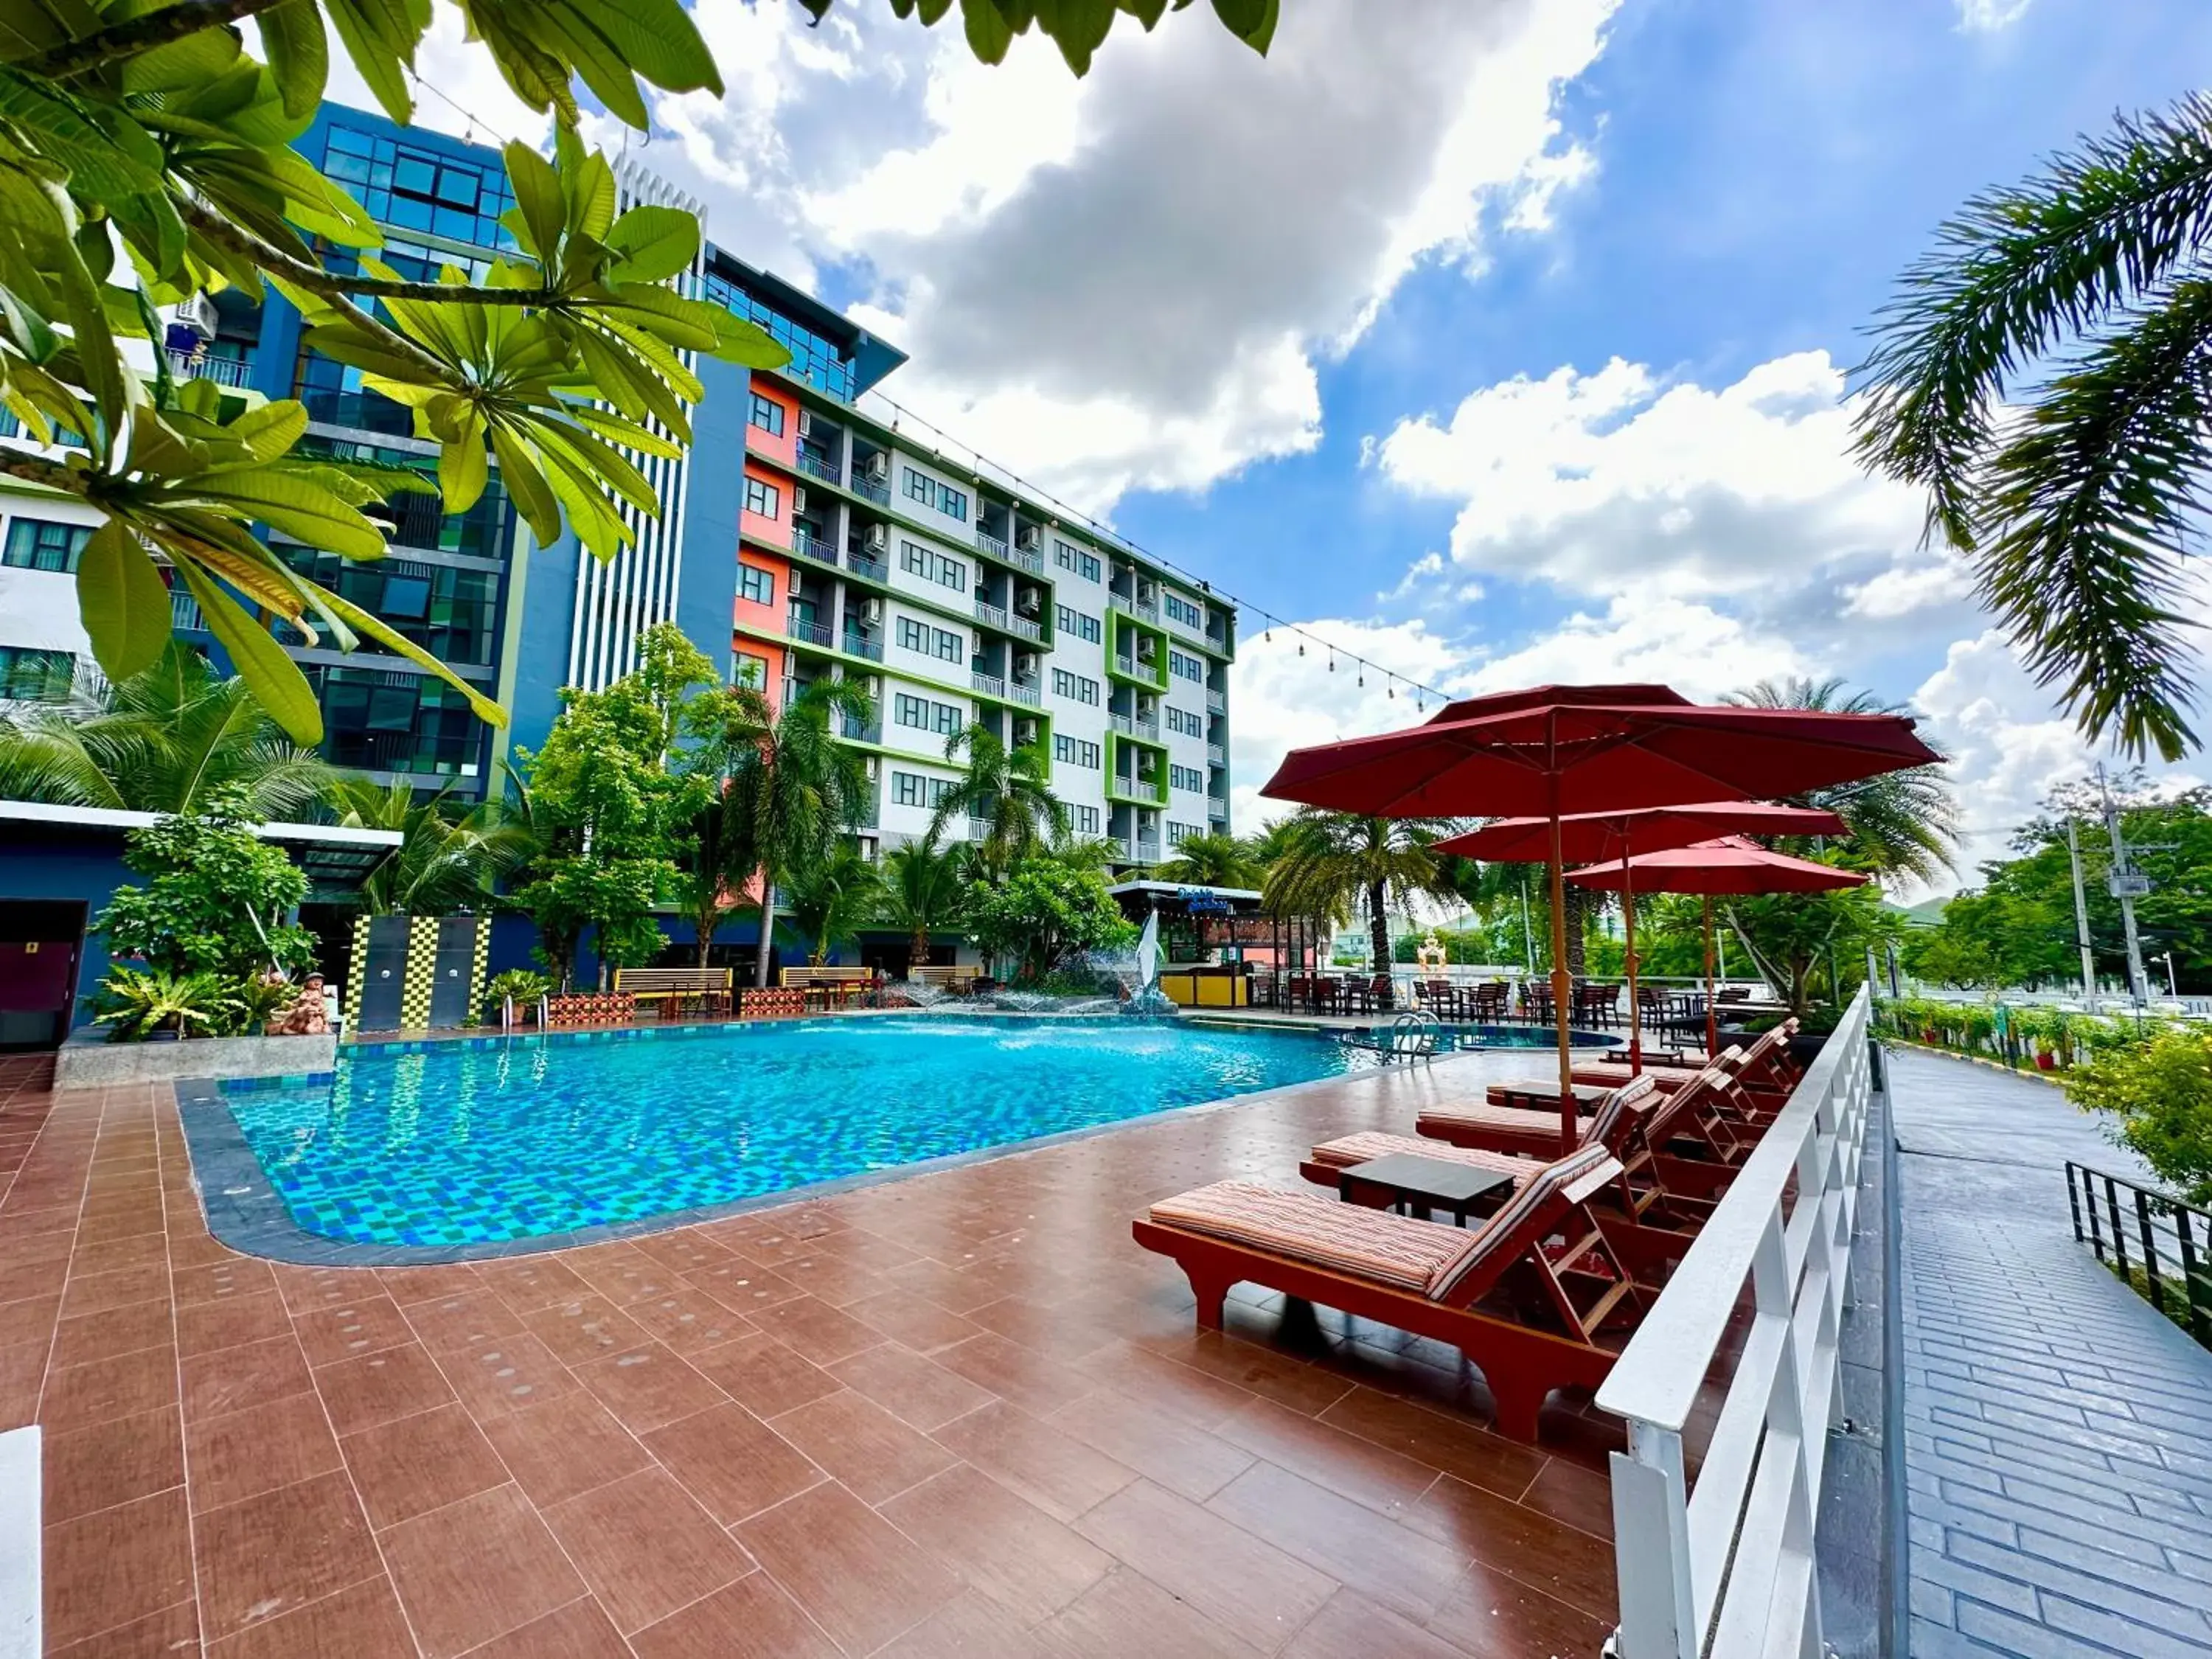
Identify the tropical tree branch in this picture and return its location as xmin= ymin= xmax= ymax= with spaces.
xmin=0 ymin=450 xmax=89 ymax=496
xmin=1975 ymin=279 xmax=2212 ymax=761
xmin=19 ymin=0 xmax=288 ymax=80
xmin=175 ymin=197 xmax=470 ymax=390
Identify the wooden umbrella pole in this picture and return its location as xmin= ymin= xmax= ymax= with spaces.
xmin=1624 ymin=858 xmax=1641 ymax=1074
xmin=1548 ymin=798 xmax=1575 ymax=1154
xmin=1703 ymin=896 xmax=1718 ymax=1059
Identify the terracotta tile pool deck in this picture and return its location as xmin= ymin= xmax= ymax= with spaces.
xmin=0 ymin=1046 xmax=1635 ymax=1658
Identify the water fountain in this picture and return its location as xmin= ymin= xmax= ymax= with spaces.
xmin=1119 ymin=912 xmax=1178 ymax=1020
xmin=897 ymin=977 xmax=948 ymax=1010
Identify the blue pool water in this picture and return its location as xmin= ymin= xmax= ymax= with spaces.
xmin=218 ymin=1017 xmax=1389 ymax=1248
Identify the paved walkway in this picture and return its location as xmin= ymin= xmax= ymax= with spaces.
xmin=1891 ymin=1049 xmax=2212 ymax=1658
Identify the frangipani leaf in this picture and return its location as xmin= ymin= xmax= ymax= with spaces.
xmin=76 ymin=519 xmax=172 ymax=681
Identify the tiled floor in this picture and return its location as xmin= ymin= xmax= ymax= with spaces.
xmin=1 ymin=1047 xmax=1632 ymax=1658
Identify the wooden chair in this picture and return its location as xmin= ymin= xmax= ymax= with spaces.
xmin=1133 ymin=1144 xmax=1640 ymax=1441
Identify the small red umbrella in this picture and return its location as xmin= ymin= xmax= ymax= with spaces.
xmin=1566 ymin=836 xmax=1870 ymax=1057
xmin=1436 ymin=802 xmax=1848 ymax=1070
xmin=1263 ymin=686 xmax=1936 ymax=1150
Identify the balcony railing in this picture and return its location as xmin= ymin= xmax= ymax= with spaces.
xmin=1207 ymin=798 xmax=1228 ymax=821
xmin=1133 ymin=714 xmax=1160 ymax=740
xmin=170 ymin=590 xmax=206 ymax=633
xmin=1009 ymin=681 xmax=1041 ymax=708
xmin=842 ymin=630 xmax=884 ymax=663
xmin=169 ymin=352 xmax=252 ymax=389
xmin=1107 ymin=592 xmax=1160 ymax=625
xmin=1206 ymin=742 xmax=1225 ymax=765
xmin=1108 ymin=712 xmax=1133 ymax=737
xmin=852 ymin=469 xmax=891 ymax=506
xmin=987 ymin=535 xmax=1045 ymax=575
xmin=1113 ymin=654 xmax=1138 ymax=678
xmin=787 ymin=615 xmax=833 ymax=649
xmin=790 ymin=526 xmax=838 ymax=568
xmin=1206 ymin=688 xmax=1227 ymax=713
xmin=1008 ymin=611 xmax=1043 ymax=642
xmin=971 ymin=671 xmax=1005 ymax=700
xmin=1135 ymin=836 xmax=1160 ymax=861
xmin=846 ymin=546 xmax=888 ymax=583
xmin=796 ymin=449 xmax=842 ymax=486
xmin=978 ymin=529 xmax=1010 ymax=558
xmin=1109 ymin=712 xmax=1161 ymax=740
xmin=840 ymin=714 xmax=882 ymax=745
xmin=1600 ymin=985 xmax=1872 ymax=1658
xmin=974 ymin=599 xmax=1009 ymax=630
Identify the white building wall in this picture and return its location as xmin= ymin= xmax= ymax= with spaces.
xmin=887 ymin=448 xmax=979 ymax=544
xmin=0 ymin=495 xmax=114 ymax=660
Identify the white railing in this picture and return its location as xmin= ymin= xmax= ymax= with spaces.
xmin=1599 ymin=983 xmax=1871 ymax=1659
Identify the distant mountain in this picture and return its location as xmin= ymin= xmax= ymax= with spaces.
xmin=1887 ymin=895 xmax=1950 ymax=928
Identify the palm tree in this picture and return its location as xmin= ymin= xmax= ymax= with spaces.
xmin=326 ymin=778 xmax=535 ymax=915
xmin=1853 ymin=94 xmax=2212 ymax=762
xmin=928 ymin=722 xmax=1065 ymax=878
xmin=1262 ymin=810 xmax=1464 ymax=1006
xmin=1728 ymin=678 xmax=1959 ymax=885
xmin=1154 ymin=830 xmax=1259 ymax=888
xmin=877 ymin=834 xmax=968 ymax=973
xmin=705 ymin=678 xmax=876 ymax=987
xmin=780 ymin=841 xmax=882 ymax=966
xmin=0 ymin=641 xmax=330 ymax=817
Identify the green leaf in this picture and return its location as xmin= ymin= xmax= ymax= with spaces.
xmin=262 ymin=0 xmax=330 ymax=119
xmin=118 ymin=24 xmax=240 ymax=93
xmin=603 ymin=204 xmax=698 ymax=285
xmin=439 ymin=420 xmax=489 ymax=513
xmin=1208 ymin=0 xmax=1273 ymax=51
xmin=0 ymin=281 xmax=56 ymax=361
xmin=75 ymin=519 xmax=171 ymax=681
xmin=324 ymin=0 xmax=417 ymax=122
xmin=44 ymin=195 xmax=125 ymax=446
xmin=563 ymin=0 xmax=723 ymax=97
xmin=505 ymin=140 xmax=566 ymax=263
xmin=489 ymin=423 xmax=561 ymax=546
xmin=189 ymin=466 xmax=388 ymax=558
xmin=226 ymin=400 xmax=310 ymax=462
xmin=174 ymin=559 xmax=324 ymax=744
xmin=962 ymin=0 xmax=1014 ymax=62
xmin=1034 ymin=0 xmax=1113 ymax=73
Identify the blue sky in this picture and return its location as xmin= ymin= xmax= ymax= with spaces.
xmin=380 ymin=0 xmax=2212 ymax=886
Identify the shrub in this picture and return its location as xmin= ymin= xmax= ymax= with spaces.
xmin=94 ymin=790 xmax=316 ymax=981
xmin=2065 ymin=1027 xmax=2212 ymax=1204
xmin=483 ymin=970 xmax=553 ymax=1022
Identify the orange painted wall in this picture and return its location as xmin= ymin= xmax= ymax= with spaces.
xmin=732 ymin=633 xmax=786 ymax=709
xmin=740 ymin=460 xmax=791 ymax=548
xmin=746 ymin=374 xmax=800 ymax=470
xmin=735 ymin=550 xmax=787 ymax=641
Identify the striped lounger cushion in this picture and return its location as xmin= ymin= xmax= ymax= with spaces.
xmin=1426 ymin=1142 xmax=1618 ymax=1301
xmin=1422 ymin=1076 xmax=1654 ymax=1150
xmin=1310 ymin=1133 xmax=1536 ymax=1187
xmin=1149 ymin=1181 xmax=1480 ymax=1294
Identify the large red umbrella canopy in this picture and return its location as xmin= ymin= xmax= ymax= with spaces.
xmin=1436 ymin=802 xmax=1848 ymax=1072
xmin=1565 ymin=836 xmax=1871 ymax=895
xmin=1566 ymin=837 xmax=1869 ymax=1059
xmin=1260 ymin=685 xmax=1942 ymax=818
xmin=1434 ymin=801 xmax=1848 ymax=863
xmin=1262 ymin=685 xmax=1935 ymax=1147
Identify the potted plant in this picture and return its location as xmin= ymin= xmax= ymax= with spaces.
xmin=483 ymin=970 xmax=553 ymax=1026
xmin=86 ymin=967 xmax=231 ymax=1041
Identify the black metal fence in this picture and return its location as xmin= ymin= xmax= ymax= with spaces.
xmin=2066 ymin=1161 xmax=2212 ymax=1346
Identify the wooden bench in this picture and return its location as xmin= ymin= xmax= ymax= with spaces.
xmin=613 ymin=967 xmax=732 ymax=1018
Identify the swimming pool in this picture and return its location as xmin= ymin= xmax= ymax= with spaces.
xmin=211 ymin=1016 xmax=1394 ymax=1250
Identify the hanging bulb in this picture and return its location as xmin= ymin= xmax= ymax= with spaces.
xmin=1357 ymin=669 xmax=1365 ymax=688
xmin=1328 ymin=655 xmax=1335 ymax=672
xmin=1388 ymin=684 xmax=1394 ymax=700
xmin=1298 ymin=642 xmax=1304 ymax=657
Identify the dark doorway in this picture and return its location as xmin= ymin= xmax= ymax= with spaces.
xmin=0 ymin=899 xmax=87 ymax=1051
xmin=428 ymin=917 xmax=477 ymax=1026
xmin=357 ymin=916 xmax=411 ymax=1030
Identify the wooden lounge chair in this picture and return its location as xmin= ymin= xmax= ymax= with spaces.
xmin=1583 ymin=1020 xmax=1803 ymax=1097
xmin=1416 ymin=1074 xmax=1659 ymax=1161
xmin=1298 ymin=1132 xmax=1537 ymax=1197
xmin=1133 ymin=1144 xmax=1639 ymax=1441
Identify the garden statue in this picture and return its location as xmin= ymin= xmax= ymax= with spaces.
xmin=269 ymin=973 xmax=331 ymax=1037
xmin=1416 ymin=930 xmax=1448 ymax=975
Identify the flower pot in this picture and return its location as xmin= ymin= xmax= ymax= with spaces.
xmin=2034 ymin=1051 xmax=2058 ymax=1071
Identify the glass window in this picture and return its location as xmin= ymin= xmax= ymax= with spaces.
xmin=1054 ymin=540 xmax=1102 ymax=582
xmin=1169 ymin=650 xmax=1204 ymax=682
xmin=748 ymin=392 xmax=785 ymax=437
xmin=897 ymin=616 xmax=928 ymax=653
xmin=1165 ymin=593 xmax=1204 ymax=627
xmin=2 ymin=518 xmax=94 ymax=573
xmin=700 ymin=269 xmax=859 ymax=403
xmin=744 ymin=477 xmax=780 ymax=518
xmin=0 ymin=647 xmax=75 ymax=703
xmin=901 ymin=468 xmax=970 ymax=523
xmin=1054 ymin=606 xmax=1102 ymax=644
xmin=734 ymin=653 xmax=769 ymax=689
xmin=740 ymin=564 xmax=776 ymax=605
xmin=1072 ymin=805 xmax=1101 ymax=835
xmin=1053 ymin=735 xmax=1100 ymax=768
xmin=934 ymin=627 xmax=961 ymax=663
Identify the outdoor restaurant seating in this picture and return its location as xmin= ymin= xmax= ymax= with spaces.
xmin=1133 ymin=1142 xmax=1641 ymax=1441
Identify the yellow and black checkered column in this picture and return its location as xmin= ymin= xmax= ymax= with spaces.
xmin=398 ymin=914 xmax=439 ymax=1029
xmin=468 ymin=915 xmax=492 ymax=1025
xmin=343 ymin=914 xmax=372 ymax=1029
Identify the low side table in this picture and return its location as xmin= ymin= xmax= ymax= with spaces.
xmin=1336 ymin=1154 xmax=1513 ymax=1228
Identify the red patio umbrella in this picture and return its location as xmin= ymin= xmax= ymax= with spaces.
xmin=1436 ymin=802 xmax=1847 ymax=1071
xmin=1565 ymin=836 xmax=1869 ymax=1058
xmin=1262 ymin=686 xmax=1938 ymax=1150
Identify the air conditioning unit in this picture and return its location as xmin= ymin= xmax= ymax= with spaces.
xmin=1136 ymin=696 xmax=1155 ymax=717
xmin=864 ymin=453 xmax=889 ymax=481
xmin=863 ymin=756 xmax=880 ymax=781
xmin=172 ymin=293 xmax=218 ymax=341
xmin=1136 ymin=581 xmax=1157 ymax=604
xmin=865 ymin=523 xmax=891 ymax=553
xmin=1015 ymin=653 xmax=1040 ymax=678
xmin=793 ymin=487 xmax=807 ymax=515
xmin=859 ymin=597 xmax=884 ymax=625
xmin=1016 ymin=585 xmax=1040 ymax=613
xmin=797 ymin=411 xmax=814 ymax=439
xmin=865 ymin=675 xmax=883 ymax=698
xmin=1015 ymin=718 xmax=1039 ymax=746
xmin=1137 ymin=641 xmax=1158 ymax=663
xmin=1016 ymin=526 xmax=1043 ymax=552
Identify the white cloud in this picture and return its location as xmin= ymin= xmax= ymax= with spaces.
xmin=1374 ymin=349 xmax=1932 ymax=619
xmin=1956 ymin=0 xmax=2034 ymax=32
xmin=630 ymin=0 xmax=1616 ymax=510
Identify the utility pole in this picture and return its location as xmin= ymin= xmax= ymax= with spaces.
xmin=2098 ymin=765 xmax=2152 ymax=1007
xmin=2065 ymin=819 xmax=2098 ymax=1004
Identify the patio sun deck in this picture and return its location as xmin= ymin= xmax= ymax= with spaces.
xmin=0 ymin=1046 xmax=1648 ymax=1659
